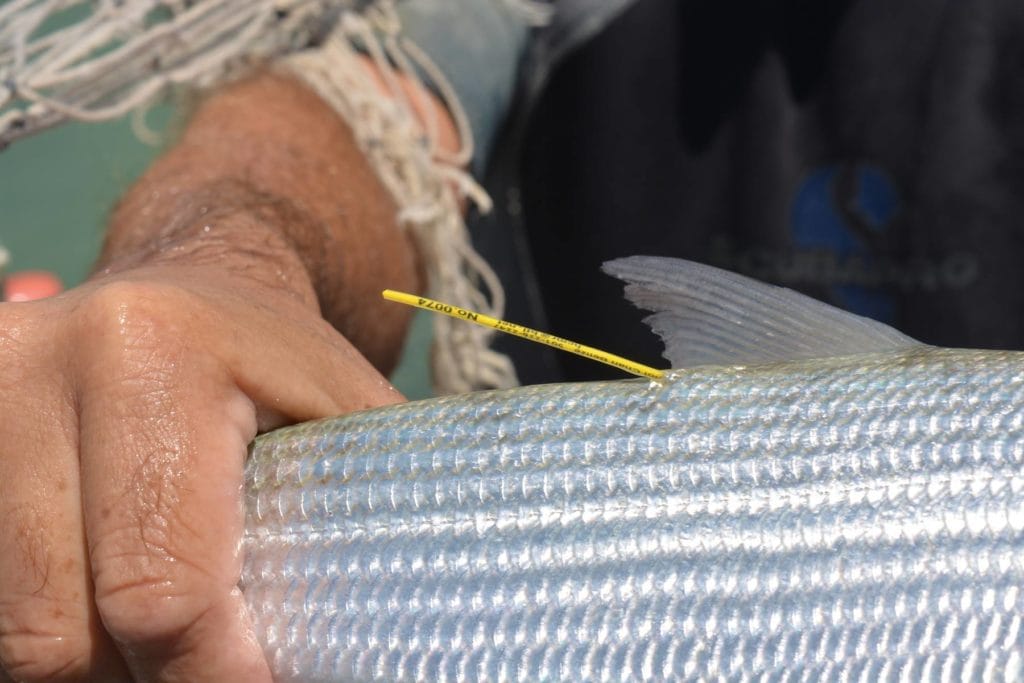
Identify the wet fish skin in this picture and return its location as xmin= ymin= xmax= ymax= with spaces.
xmin=241 ymin=346 xmax=1024 ymax=682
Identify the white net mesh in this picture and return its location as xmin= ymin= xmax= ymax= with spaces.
xmin=0 ymin=0 xmax=358 ymax=149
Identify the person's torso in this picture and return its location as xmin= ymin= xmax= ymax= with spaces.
xmin=479 ymin=0 xmax=1024 ymax=382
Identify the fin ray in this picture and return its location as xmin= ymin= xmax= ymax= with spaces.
xmin=604 ymin=256 xmax=921 ymax=368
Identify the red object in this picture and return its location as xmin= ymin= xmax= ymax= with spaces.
xmin=3 ymin=270 xmax=64 ymax=302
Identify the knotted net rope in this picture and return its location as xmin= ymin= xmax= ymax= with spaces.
xmin=0 ymin=0 xmax=547 ymax=393
xmin=0 ymin=0 xmax=348 ymax=146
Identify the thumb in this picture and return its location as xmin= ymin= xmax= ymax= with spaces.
xmin=211 ymin=297 xmax=408 ymax=430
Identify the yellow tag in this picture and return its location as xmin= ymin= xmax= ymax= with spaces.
xmin=383 ymin=290 xmax=665 ymax=379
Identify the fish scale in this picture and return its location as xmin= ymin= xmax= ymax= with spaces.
xmin=242 ymin=347 xmax=1024 ymax=681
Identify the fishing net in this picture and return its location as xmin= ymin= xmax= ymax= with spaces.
xmin=0 ymin=0 xmax=548 ymax=393
xmin=0 ymin=0 xmax=353 ymax=147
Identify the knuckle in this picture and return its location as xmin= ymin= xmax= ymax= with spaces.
xmin=0 ymin=306 xmax=51 ymax=394
xmin=74 ymin=280 xmax=194 ymax=361
xmin=71 ymin=281 xmax=203 ymax=395
xmin=93 ymin=576 xmax=175 ymax=645
xmin=91 ymin=548 xmax=214 ymax=649
xmin=0 ymin=603 xmax=90 ymax=682
xmin=0 ymin=307 xmax=29 ymax=354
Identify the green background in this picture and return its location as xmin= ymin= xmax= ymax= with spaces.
xmin=0 ymin=106 xmax=434 ymax=399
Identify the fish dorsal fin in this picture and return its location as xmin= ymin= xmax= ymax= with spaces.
xmin=603 ymin=256 xmax=922 ymax=369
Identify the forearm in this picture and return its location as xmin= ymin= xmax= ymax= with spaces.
xmin=96 ymin=71 xmax=420 ymax=372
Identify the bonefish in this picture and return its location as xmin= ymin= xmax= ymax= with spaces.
xmin=242 ymin=257 xmax=1024 ymax=681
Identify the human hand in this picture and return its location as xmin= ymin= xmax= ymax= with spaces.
xmin=0 ymin=263 xmax=404 ymax=681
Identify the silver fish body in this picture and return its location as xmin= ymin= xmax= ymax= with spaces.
xmin=241 ymin=347 xmax=1024 ymax=682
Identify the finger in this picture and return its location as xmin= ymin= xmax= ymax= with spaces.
xmin=0 ymin=304 xmax=127 ymax=681
xmin=230 ymin=314 xmax=406 ymax=425
xmin=114 ymin=271 xmax=406 ymax=427
xmin=202 ymin=286 xmax=408 ymax=427
xmin=75 ymin=289 xmax=271 ymax=682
